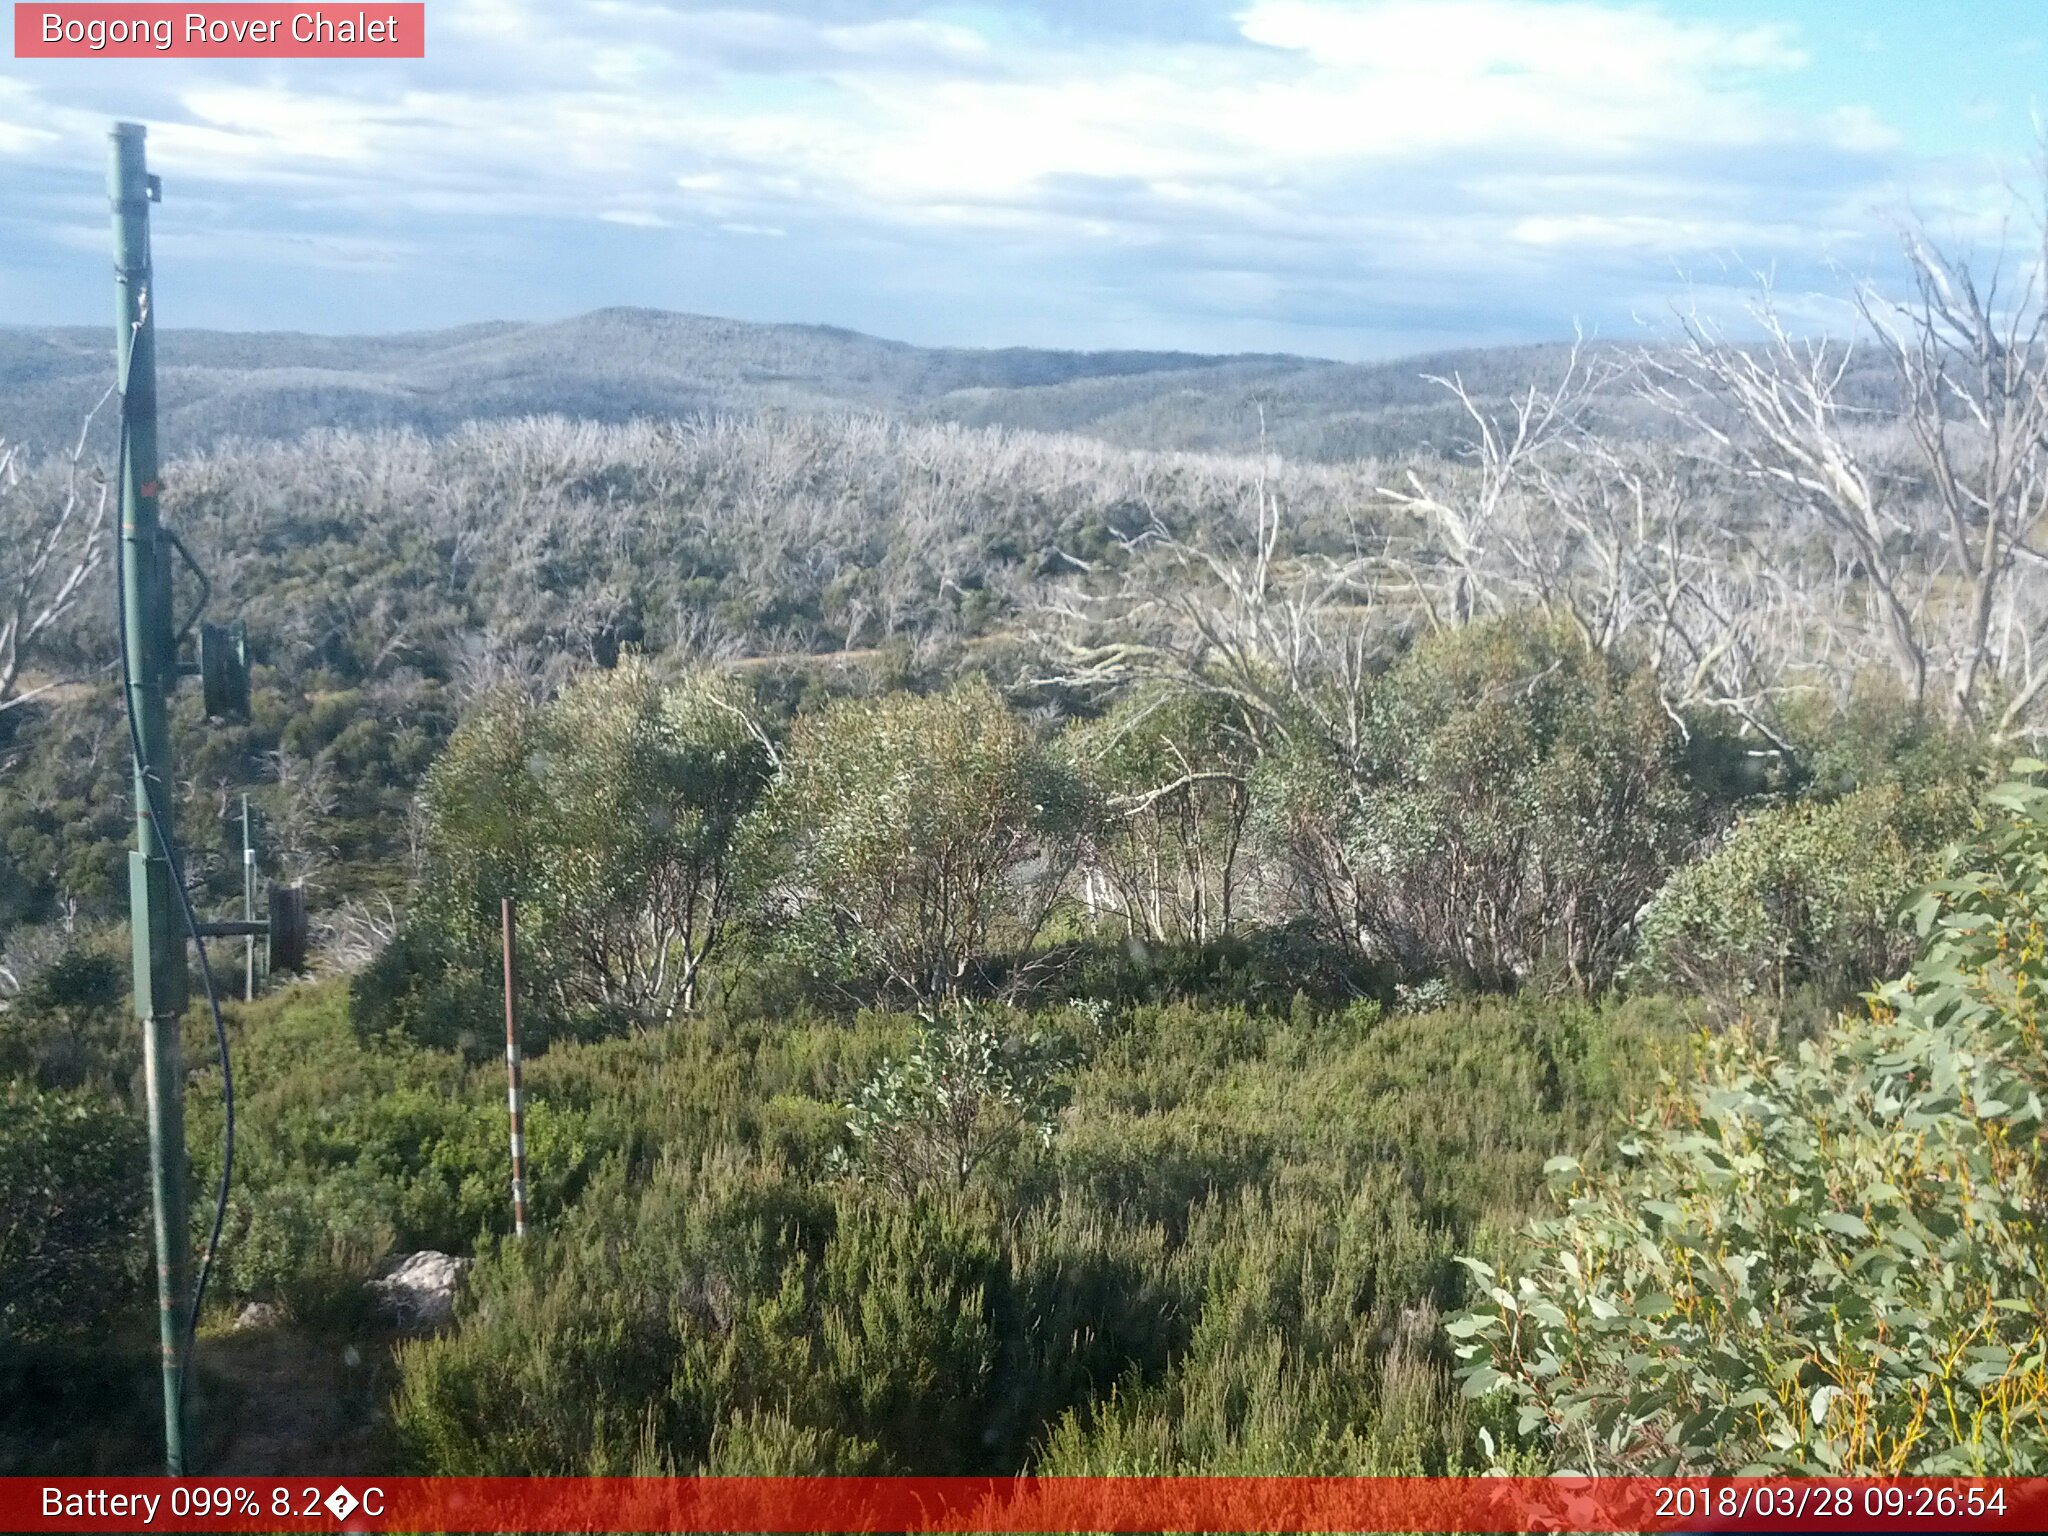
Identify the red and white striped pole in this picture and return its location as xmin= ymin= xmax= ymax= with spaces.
xmin=501 ymin=896 xmax=528 ymax=1238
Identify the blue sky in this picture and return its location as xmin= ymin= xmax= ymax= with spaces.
xmin=1 ymin=0 xmax=2041 ymax=357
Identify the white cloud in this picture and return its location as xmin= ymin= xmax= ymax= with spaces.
xmin=0 ymin=1 xmax=1995 ymax=345
xmin=0 ymin=2 xmax=1860 ymax=215
xmin=0 ymin=78 xmax=60 ymax=156
xmin=1826 ymin=105 xmax=1900 ymax=152
xmin=1509 ymin=212 xmax=1806 ymax=253
xmin=1238 ymin=0 xmax=1804 ymax=80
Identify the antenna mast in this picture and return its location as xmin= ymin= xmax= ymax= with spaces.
xmin=109 ymin=121 xmax=307 ymax=1476
xmin=110 ymin=119 xmax=191 ymax=1476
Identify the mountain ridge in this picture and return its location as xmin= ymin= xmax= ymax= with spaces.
xmin=0 ymin=307 xmax=1611 ymax=461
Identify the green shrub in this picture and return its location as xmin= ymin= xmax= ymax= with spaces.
xmin=806 ymin=1198 xmax=1003 ymax=1468
xmin=700 ymin=1408 xmax=881 ymax=1474
xmin=230 ymin=1176 xmax=392 ymax=1332
xmin=0 ymin=944 xmax=128 ymax=1091
xmin=1036 ymin=1174 xmax=1466 ymax=1474
xmin=1776 ymin=680 xmax=1989 ymax=800
xmin=1635 ymin=782 xmax=1972 ymax=1008
xmin=349 ymin=919 xmax=509 ymax=1059
xmin=1451 ymin=770 xmax=2048 ymax=1473
xmin=389 ymin=659 xmax=773 ymax=1044
xmin=391 ymin=1158 xmax=1005 ymax=1474
xmin=1069 ymin=689 xmax=1256 ymax=946
xmin=384 ymin=982 xmax=1680 ymax=1476
xmin=0 ymin=1082 xmax=148 ymax=1342
xmin=754 ymin=1092 xmax=848 ymax=1178
xmin=1055 ymin=1111 xmax=1273 ymax=1237
xmin=837 ymin=1003 xmax=1074 ymax=1202
xmin=1058 ymin=924 xmax=1388 ymax=1015
xmin=1255 ymin=614 xmax=1709 ymax=991
xmin=183 ymin=983 xmax=617 ymax=1307
xmin=749 ymin=679 xmax=1084 ymax=998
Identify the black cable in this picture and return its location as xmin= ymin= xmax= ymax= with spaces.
xmin=112 ymin=317 xmax=234 ymax=1422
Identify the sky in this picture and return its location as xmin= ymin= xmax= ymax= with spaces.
xmin=0 ymin=0 xmax=2042 ymax=358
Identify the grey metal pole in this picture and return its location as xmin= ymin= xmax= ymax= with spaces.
xmin=501 ymin=898 xmax=528 ymax=1237
xmin=241 ymin=794 xmax=255 ymax=1002
xmin=111 ymin=120 xmax=190 ymax=1477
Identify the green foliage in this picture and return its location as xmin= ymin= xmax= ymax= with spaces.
xmin=350 ymin=918 xmax=510 ymax=1058
xmin=390 ymin=1160 xmax=998 ymax=1474
xmin=0 ymin=942 xmax=128 ymax=1090
xmin=752 ymin=678 xmax=1085 ymax=997
xmin=1256 ymin=615 xmax=1709 ymax=989
xmin=18 ymin=946 xmax=123 ymax=1016
xmin=1055 ymin=924 xmax=1388 ymax=1015
xmin=1451 ymin=770 xmax=2048 ymax=1473
xmin=1034 ymin=1186 xmax=1464 ymax=1474
xmin=394 ymin=658 xmax=773 ymax=1040
xmin=1635 ymin=783 xmax=1973 ymax=1008
xmin=0 ymin=1082 xmax=147 ymax=1342
xmin=416 ymin=686 xmax=549 ymax=909
xmin=182 ymin=984 xmax=617 ymax=1306
xmin=837 ymin=1003 xmax=1075 ymax=1200
xmin=0 ymin=1340 xmax=161 ymax=1476
xmin=0 ymin=692 xmax=133 ymax=933
xmin=1069 ymin=690 xmax=1256 ymax=946
xmin=389 ymin=984 xmax=1685 ymax=1474
xmin=1777 ymin=680 xmax=1990 ymax=801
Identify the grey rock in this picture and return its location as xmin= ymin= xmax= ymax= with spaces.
xmin=366 ymin=1250 xmax=471 ymax=1330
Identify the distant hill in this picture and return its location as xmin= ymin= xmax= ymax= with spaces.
xmin=0 ymin=308 xmax=1652 ymax=462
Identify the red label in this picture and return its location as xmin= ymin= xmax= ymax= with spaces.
xmin=2 ymin=1477 xmax=2047 ymax=1533
xmin=13 ymin=4 xmax=424 ymax=57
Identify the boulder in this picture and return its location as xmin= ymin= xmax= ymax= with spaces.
xmin=233 ymin=1300 xmax=282 ymax=1332
xmin=366 ymin=1250 xmax=471 ymax=1330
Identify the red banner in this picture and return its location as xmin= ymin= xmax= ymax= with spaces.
xmin=13 ymin=5 xmax=424 ymax=58
xmin=5 ymin=1476 xmax=2048 ymax=1533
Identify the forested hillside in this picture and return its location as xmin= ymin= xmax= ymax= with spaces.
xmin=4 ymin=216 xmax=2046 ymax=1476
xmin=0 ymin=311 xmax=1669 ymax=462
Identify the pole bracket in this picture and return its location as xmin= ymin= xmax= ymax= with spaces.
xmin=193 ymin=884 xmax=309 ymax=973
xmin=194 ymin=919 xmax=265 ymax=939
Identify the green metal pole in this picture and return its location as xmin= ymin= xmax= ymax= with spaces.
xmin=111 ymin=120 xmax=191 ymax=1478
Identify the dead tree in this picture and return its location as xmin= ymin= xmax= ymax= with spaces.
xmin=1034 ymin=447 xmax=1387 ymax=767
xmin=1861 ymin=225 xmax=2048 ymax=729
xmin=1375 ymin=343 xmax=1811 ymax=749
xmin=1377 ymin=333 xmax=1613 ymax=631
xmin=1033 ymin=450 xmax=1398 ymax=954
xmin=1642 ymin=290 xmax=1932 ymax=709
xmin=0 ymin=431 xmax=111 ymax=716
xmin=1641 ymin=188 xmax=2048 ymax=735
